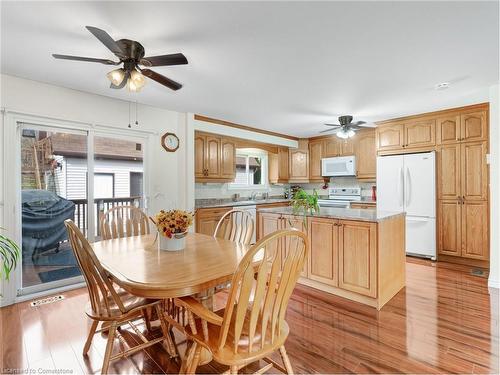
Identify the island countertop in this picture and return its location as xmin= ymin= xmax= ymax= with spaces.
xmin=257 ymin=206 xmax=404 ymax=223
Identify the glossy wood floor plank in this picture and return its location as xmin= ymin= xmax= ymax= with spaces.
xmin=1 ymin=258 xmax=498 ymax=374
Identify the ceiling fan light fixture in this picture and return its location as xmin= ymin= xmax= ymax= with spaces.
xmin=336 ymin=129 xmax=355 ymax=139
xmin=130 ymin=69 xmax=146 ymax=88
xmin=107 ymin=68 xmax=126 ymax=86
xmin=127 ymin=78 xmax=142 ymax=92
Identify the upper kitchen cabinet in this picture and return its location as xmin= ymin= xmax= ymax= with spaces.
xmin=339 ymin=139 xmax=355 ymax=156
xmin=404 ymin=119 xmax=435 ymax=148
xmin=194 ymin=131 xmax=236 ymax=182
xmin=278 ymin=147 xmax=290 ymax=182
xmin=437 ymin=114 xmax=460 ymax=144
xmin=289 ymin=139 xmax=309 ymax=183
xmin=376 ymin=120 xmax=435 ymax=153
xmin=324 ymin=137 xmax=341 ymax=157
xmin=309 ymin=139 xmax=324 ymax=182
xmin=355 ymin=130 xmax=376 ymax=181
xmin=461 ymin=111 xmax=488 ymax=142
xmin=375 ymin=123 xmax=405 ymax=152
xmin=269 ymin=147 xmax=290 ymax=184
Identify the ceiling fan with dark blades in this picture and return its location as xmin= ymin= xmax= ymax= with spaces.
xmin=321 ymin=115 xmax=375 ymax=138
xmin=52 ymin=26 xmax=188 ymax=92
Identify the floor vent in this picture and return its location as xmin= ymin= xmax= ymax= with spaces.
xmin=30 ymin=295 xmax=65 ymax=307
xmin=471 ymin=268 xmax=488 ymax=278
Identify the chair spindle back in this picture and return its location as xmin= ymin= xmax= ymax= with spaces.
xmin=100 ymin=205 xmax=150 ymax=240
xmin=65 ymin=219 xmax=126 ymax=317
xmin=218 ymin=229 xmax=308 ymax=354
xmin=214 ymin=209 xmax=255 ymax=245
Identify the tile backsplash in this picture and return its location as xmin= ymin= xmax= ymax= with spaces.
xmin=295 ymin=177 xmax=376 ymax=198
xmin=195 ymin=183 xmax=288 ymax=199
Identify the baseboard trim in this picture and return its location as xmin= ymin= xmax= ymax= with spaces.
xmin=488 ymin=278 xmax=500 ymax=289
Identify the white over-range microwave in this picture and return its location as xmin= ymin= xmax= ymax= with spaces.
xmin=321 ymin=156 xmax=356 ymax=177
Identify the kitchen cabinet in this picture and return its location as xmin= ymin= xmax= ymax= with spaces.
xmin=437 ymin=200 xmax=461 ymax=257
xmin=257 ymin=212 xmax=307 ymax=275
xmin=437 ymin=144 xmax=461 ymax=200
xmin=324 ymin=138 xmax=341 ymax=157
xmin=220 ymin=138 xmax=236 ymax=179
xmin=461 ymin=111 xmax=488 ymax=142
xmin=376 ymin=120 xmax=435 ymax=153
xmin=308 ymin=217 xmax=338 ymax=286
xmin=375 ymin=123 xmax=405 ymax=152
xmin=461 ymin=201 xmax=489 ymax=260
xmin=278 ymin=147 xmax=290 ymax=182
xmin=338 ymin=220 xmax=377 ymax=298
xmin=195 ymin=132 xmax=236 ymax=182
xmin=437 ymin=115 xmax=460 ymax=144
xmin=461 ymin=141 xmax=488 ymax=201
xmin=309 ymin=139 xmax=324 ymax=182
xmin=404 ymin=119 xmax=435 ymax=148
xmin=355 ymin=130 xmax=376 ymax=180
xmin=350 ymin=202 xmax=376 ymax=209
xmin=195 ymin=207 xmax=232 ymax=236
xmin=257 ymin=211 xmax=405 ymax=310
xmin=340 ymin=139 xmax=355 ymax=156
xmin=289 ymin=139 xmax=309 ymax=182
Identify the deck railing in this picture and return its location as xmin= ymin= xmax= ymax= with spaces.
xmin=70 ymin=196 xmax=142 ymax=236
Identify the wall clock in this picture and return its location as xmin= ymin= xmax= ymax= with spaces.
xmin=161 ymin=132 xmax=179 ymax=152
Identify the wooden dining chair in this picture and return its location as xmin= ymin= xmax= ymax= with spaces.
xmin=100 ymin=205 xmax=150 ymax=240
xmin=175 ymin=229 xmax=308 ymax=374
xmin=213 ymin=209 xmax=255 ymax=245
xmin=64 ymin=220 xmax=176 ymax=374
xmin=99 ymin=205 xmax=155 ymax=330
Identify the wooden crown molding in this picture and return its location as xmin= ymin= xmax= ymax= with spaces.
xmin=194 ymin=114 xmax=299 ymax=141
xmin=375 ymin=102 xmax=489 ymax=126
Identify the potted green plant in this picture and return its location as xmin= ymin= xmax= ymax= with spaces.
xmin=290 ymin=189 xmax=320 ymax=227
xmin=0 ymin=228 xmax=20 ymax=296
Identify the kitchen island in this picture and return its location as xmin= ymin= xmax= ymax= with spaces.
xmin=257 ymin=206 xmax=405 ymax=310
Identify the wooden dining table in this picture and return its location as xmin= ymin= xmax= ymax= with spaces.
xmin=91 ymin=232 xmax=252 ymax=363
xmin=92 ymin=232 xmax=251 ymax=299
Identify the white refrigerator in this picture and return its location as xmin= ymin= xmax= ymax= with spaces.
xmin=376 ymin=151 xmax=436 ymax=259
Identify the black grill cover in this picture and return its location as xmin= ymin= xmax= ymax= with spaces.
xmin=22 ymin=190 xmax=75 ymax=261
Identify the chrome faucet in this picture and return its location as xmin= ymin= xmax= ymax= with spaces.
xmin=250 ymin=191 xmax=258 ymax=200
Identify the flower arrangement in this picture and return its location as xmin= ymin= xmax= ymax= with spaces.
xmin=151 ymin=209 xmax=193 ymax=239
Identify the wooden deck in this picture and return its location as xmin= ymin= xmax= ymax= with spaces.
xmin=1 ymin=257 xmax=498 ymax=374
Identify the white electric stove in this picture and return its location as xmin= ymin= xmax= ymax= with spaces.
xmin=317 ymin=187 xmax=362 ymax=208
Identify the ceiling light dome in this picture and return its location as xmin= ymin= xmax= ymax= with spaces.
xmin=336 ymin=129 xmax=355 ymax=139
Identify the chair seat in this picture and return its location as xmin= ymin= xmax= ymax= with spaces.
xmin=86 ymin=287 xmax=158 ymax=321
xmin=186 ymin=307 xmax=290 ymax=366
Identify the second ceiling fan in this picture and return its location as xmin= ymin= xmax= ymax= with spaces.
xmin=321 ymin=115 xmax=375 ymax=138
xmin=53 ymin=26 xmax=188 ymax=92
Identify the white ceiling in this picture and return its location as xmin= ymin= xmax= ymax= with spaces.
xmin=1 ymin=1 xmax=498 ymax=137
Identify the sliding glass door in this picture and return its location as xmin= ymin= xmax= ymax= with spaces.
xmin=20 ymin=126 xmax=88 ymax=289
xmin=19 ymin=125 xmax=146 ymax=294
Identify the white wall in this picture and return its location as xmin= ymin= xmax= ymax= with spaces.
xmin=489 ymin=84 xmax=499 ymax=289
xmin=0 ymin=74 xmax=189 ymax=304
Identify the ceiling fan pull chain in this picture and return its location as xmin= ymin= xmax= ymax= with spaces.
xmin=135 ymin=101 xmax=139 ymax=126
xmin=128 ymin=100 xmax=131 ymax=128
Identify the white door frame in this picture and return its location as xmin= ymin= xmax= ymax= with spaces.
xmin=1 ymin=110 xmax=152 ymax=304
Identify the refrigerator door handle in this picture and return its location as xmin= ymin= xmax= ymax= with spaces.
xmin=406 ymin=167 xmax=411 ymax=207
xmin=398 ymin=167 xmax=404 ymax=207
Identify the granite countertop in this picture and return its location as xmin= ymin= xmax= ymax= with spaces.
xmin=195 ymin=198 xmax=291 ymax=209
xmin=258 ymin=206 xmax=404 ymax=223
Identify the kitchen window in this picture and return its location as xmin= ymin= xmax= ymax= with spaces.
xmin=229 ymin=149 xmax=268 ymax=189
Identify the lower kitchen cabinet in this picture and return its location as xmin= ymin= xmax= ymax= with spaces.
xmin=257 ymin=212 xmax=405 ymax=310
xmin=437 ymin=200 xmax=461 ymax=257
xmin=438 ymin=200 xmax=489 ymax=262
xmin=258 ymin=212 xmax=307 ymax=276
xmin=338 ymin=220 xmax=377 ymax=298
xmin=195 ymin=207 xmax=231 ymax=236
xmin=461 ymin=200 xmax=489 ymax=260
xmin=308 ymin=217 xmax=338 ymax=286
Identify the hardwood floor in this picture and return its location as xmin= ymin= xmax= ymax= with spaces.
xmin=1 ymin=258 xmax=498 ymax=374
